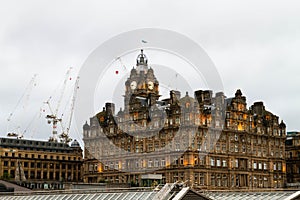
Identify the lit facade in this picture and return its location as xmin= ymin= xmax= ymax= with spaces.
xmin=0 ymin=138 xmax=83 ymax=189
xmin=83 ymin=50 xmax=286 ymax=190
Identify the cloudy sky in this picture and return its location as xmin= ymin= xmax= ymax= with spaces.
xmin=1 ymin=0 xmax=300 ymax=144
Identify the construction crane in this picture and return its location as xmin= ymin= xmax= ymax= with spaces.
xmin=116 ymin=56 xmax=128 ymax=73
xmin=7 ymin=74 xmax=38 ymax=139
xmin=44 ymin=67 xmax=72 ymax=142
xmin=59 ymin=76 xmax=80 ymax=144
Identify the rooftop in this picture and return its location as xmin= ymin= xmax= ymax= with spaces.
xmin=0 ymin=137 xmax=80 ymax=153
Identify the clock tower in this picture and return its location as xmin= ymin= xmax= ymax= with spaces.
xmin=124 ymin=50 xmax=160 ymax=123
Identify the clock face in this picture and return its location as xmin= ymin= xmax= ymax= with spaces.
xmin=148 ymin=81 xmax=154 ymax=90
xmin=130 ymin=81 xmax=137 ymax=90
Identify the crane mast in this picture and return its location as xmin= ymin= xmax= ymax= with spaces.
xmin=45 ymin=67 xmax=71 ymax=142
xmin=60 ymin=76 xmax=79 ymax=143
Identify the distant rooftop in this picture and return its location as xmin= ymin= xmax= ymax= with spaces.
xmin=287 ymin=131 xmax=300 ymax=135
xmin=0 ymin=137 xmax=80 ymax=153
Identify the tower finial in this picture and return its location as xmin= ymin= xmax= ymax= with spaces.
xmin=136 ymin=49 xmax=148 ymax=66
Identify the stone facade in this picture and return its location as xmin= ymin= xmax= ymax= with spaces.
xmin=0 ymin=138 xmax=83 ymax=189
xmin=285 ymin=131 xmax=300 ymax=185
xmin=83 ymin=50 xmax=286 ymax=190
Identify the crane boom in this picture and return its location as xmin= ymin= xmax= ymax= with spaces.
xmin=7 ymin=74 xmax=37 ymax=139
xmin=7 ymin=74 xmax=37 ymax=122
xmin=55 ymin=67 xmax=72 ymax=116
xmin=60 ymin=76 xmax=79 ymax=143
xmin=67 ymin=76 xmax=79 ymax=133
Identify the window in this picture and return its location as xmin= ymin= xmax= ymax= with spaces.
xmin=210 ymin=158 xmax=215 ymax=166
xmin=161 ymin=159 xmax=165 ymax=167
xmin=216 ymin=159 xmax=221 ymax=167
xmin=211 ymin=174 xmax=215 ymax=186
xmin=200 ymin=173 xmax=204 ymax=185
xmin=235 ymin=159 xmax=239 ymax=168
xmin=175 ymin=117 xmax=180 ymax=124
xmin=185 ymin=114 xmax=190 ymax=121
xmin=180 ymin=157 xmax=184 ymax=165
xmin=216 ymin=143 xmax=220 ymax=152
xmin=253 ymin=162 xmax=257 ymax=169
xmin=154 ymin=160 xmax=159 ymax=167
xmin=199 ymin=156 xmax=204 ymax=165
xmin=175 ymin=143 xmax=180 ymax=151
xmin=235 ymin=144 xmax=239 ymax=152
xmin=135 ymin=161 xmax=139 ymax=168
xmin=222 ymin=144 xmax=226 ymax=152
xmin=234 ymin=134 xmax=238 ymax=141
xmin=227 ymin=120 xmax=230 ymax=127
xmin=242 ymin=145 xmax=246 ymax=153
xmin=258 ymin=162 xmax=262 ymax=170
xmin=226 ymin=112 xmax=230 ymax=118
xmin=148 ymin=160 xmax=152 ymax=168
xmin=278 ymin=162 xmax=282 ymax=171
xmin=263 ymin=162 xmax=267 ymax=170
xmin=222 ymin=160 xmax=227 ymax=167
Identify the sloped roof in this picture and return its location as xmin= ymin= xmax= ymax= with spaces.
xmin=0 ymin=191 xmax=156 ymax=200
xmin=204 ymin=191 xmax=299 ymax=200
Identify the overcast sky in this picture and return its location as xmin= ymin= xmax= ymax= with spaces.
xmin=1 ymin=0 xmax=300 ymax=145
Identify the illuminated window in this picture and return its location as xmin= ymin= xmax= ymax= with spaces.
xmin=211 ymin=158 xmax=215 ymax=166
xmin=235 ymin=159 xmax=239 ymax=168
xmin=235 ymin=144 xmax=239 ymax=152
xmin=253 ymin=162 xmax=257 ymax=169
xmin=222 ymin=160 xmax=227 ymax=167
xmin=264 ymin=162 xmax=268 ymax=170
